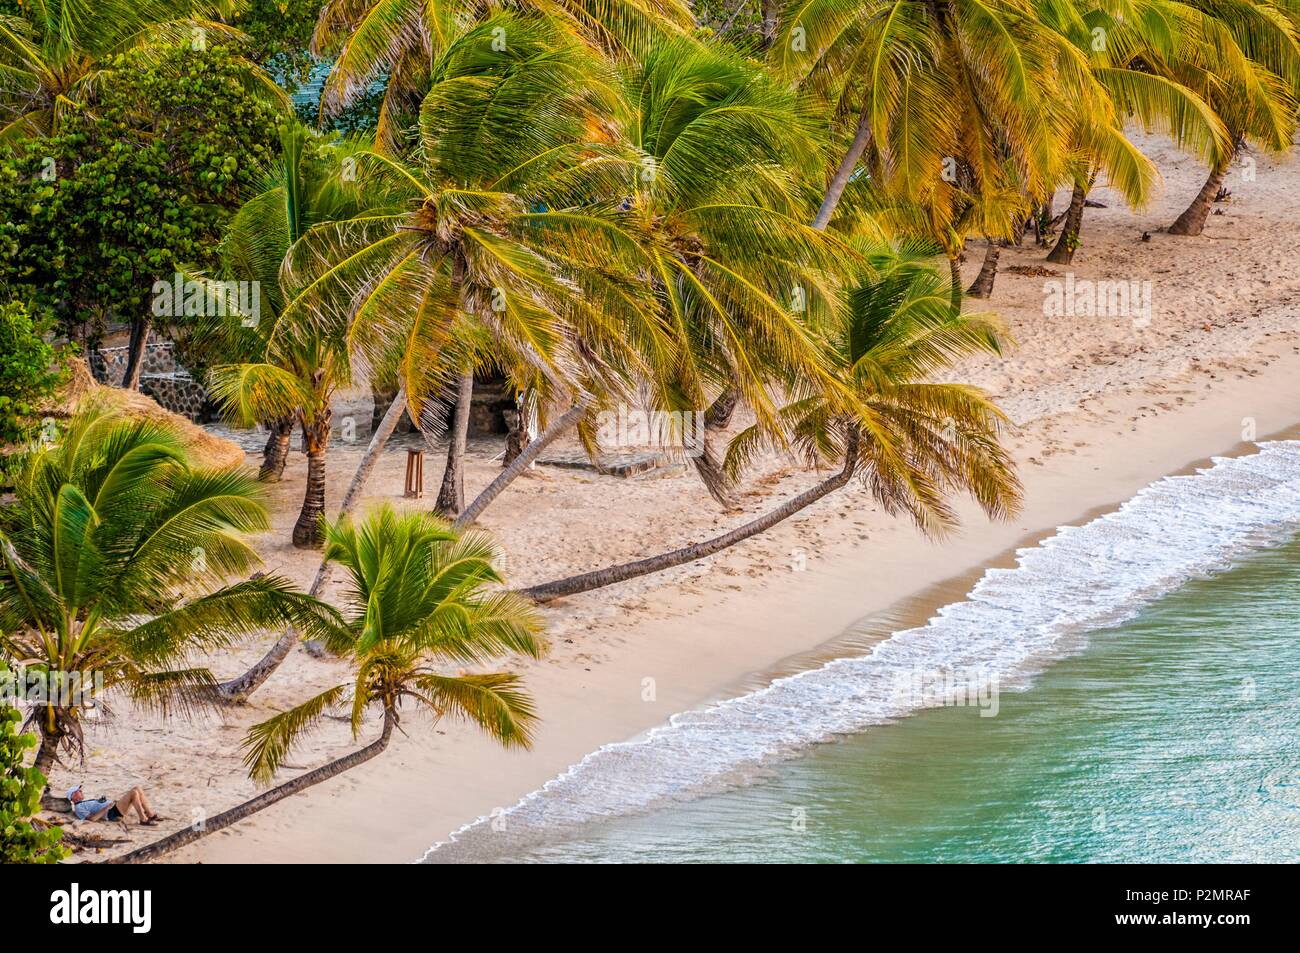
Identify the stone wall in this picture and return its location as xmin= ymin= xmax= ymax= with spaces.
xmin=91 ymin=342 xmax=212 ymax=422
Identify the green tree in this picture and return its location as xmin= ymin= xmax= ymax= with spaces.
xmin=112 ymin=505 xmax=541 ymax=863
xmin=0 ymin=677 xmax=68 ymax=863
xmin=275 ymin=15 xmax=664 ymax=519
xmin=205 ymin=125 xmax=375 ymax=544
xmin=0 ymin=42 xmax=284 ymax=376
xmin=0 ymin=301 xmax=66 ymax=446
xmin=0 ymin=405 xmax=343 ymax=772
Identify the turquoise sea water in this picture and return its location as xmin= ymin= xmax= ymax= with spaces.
xmin=426 ymin=443 xmax=1300 ymax=863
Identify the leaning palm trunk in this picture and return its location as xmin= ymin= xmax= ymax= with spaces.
xmin=519 ymin=430 xmax=859 ymax=602
xmin=966 ymin=238 xmax=1001 ymax=298
xmin=435 ymin=371 xmax=474 ymax=516
xmin=1169 ymin=154 xmax=1233 ymax=237
xmin=812 ymin=105 xmax=872 ymax=230
xmin=108 ymin=712 xmax=395 ymax=864
xmin=455 ymin=400 xmax=587 ymax=528
xmin=259 ymin=418 xmax=294 ymax=482
xmin=219 ymin=388 xmax=409 ymax=701
xmin=292 ymin=411 xmax=333 ymax=548
xmin=1047 ymin=182 xmax=1087 ymax=264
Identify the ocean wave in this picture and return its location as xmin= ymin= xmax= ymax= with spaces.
xmin=422 ymin=441 xmax=1300 ymax=862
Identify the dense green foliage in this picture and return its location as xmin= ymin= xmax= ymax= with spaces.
xmin=0 ymin=301 xmax=65 ymax=446
xmin=0 ymin=678 xmax=68 ymax=863
xmin=0 ymin=43 xmax=283 ymax=340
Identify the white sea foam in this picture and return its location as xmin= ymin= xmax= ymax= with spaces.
xmin=422 ymin=441 xmax=1300 ymax=862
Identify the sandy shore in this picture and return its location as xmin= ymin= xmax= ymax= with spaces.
xmin=47 ymin=134 xmax=1300 ymax=862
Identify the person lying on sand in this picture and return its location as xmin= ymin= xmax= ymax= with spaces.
xmin=68 ymin=784 xmax=161 ymax=825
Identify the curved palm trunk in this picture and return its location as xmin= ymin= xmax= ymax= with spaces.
xmin=966 ymin=238 xmax=1001 ymax=298
xmin=455 ymin=400 xmax=587 ymax=528
xmin=107 ymin=713 xmax=394 ymax=864
xmin=519 ymin=430 xmax=859 ymax=603
xmin=691 ymin=385 xmax=741 ymax=509
xmin=1169 ymin=157 xmax=1231 ymax=237
xmin=291 ymin=412 xmax=332 ymax=548
xmin=1046 ymin=181 xmax=1087 ymax=265
xmin=219 ymin=388 xmax=410 ymax=701
xmin=812 ymin=104 xmax=872 ymax=231
xmin=435 ymin=371 xmax=474 ymax=517
xmin=258 ymin=418 xmax=294 ymax=482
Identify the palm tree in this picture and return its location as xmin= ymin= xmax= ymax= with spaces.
xmin=776 ymin=0 xmax=1078 ymax=247
xmin=1156 ymin=0 xmax=1300 ymax=235
xmin=277 ymin=15 xmax=665 ymax=519
xmin=521 ymin=247 xmax=1022 ymax=601
xmin=0 ymin=0 xmax=246 ymax=145
xmin=215 ymin=15 xmax=657 ymax=701
xmin=309 ymin=0 xmax=694 ymax=148
xmin=206 ymin=125 xmax=379 ymax=548
xmin=112 ymin=506 xmax=541 ymax=863
xmin=1036 ymin=0 xmax=1233 ymax=265
xmin=0 ymin=404 xmax=341 ymax=773
xmin=579 ymin=34 xmax=858 ymax=506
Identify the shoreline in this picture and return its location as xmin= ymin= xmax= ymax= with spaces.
xmin=165 ymin=329 xmax=1300 ymax=863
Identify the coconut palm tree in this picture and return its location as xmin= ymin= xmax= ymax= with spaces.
xmin=776 ymin=0 xmax=1076 ymax=242
xmin=215 ymin=16 xmax=662 ymax=702
xmin=1156 ymin=0 xmax=1300 ymax=235
xmin=309 ymin=0 xmax=694 ymax=149
xmin=112 ymin=505 xmax=541 ymax=863
xmin=521 ymin=247 xmax=1021 ymax=601
xmin=277 ymin=15 xmax=666 ymax=518
xmin=0 ymin=0 xmax=249 ymax=145
xmin=0 ymin=404 xmax=342 ymax=772
xmin=205 ymin=124 xmax=381 ymax=548
xmin=1034 ymin=0 xmax=1233 ymax=265
xmin=572 ymin=34 xmax=858 ymax=505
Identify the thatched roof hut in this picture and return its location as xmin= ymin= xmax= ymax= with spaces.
xmin=44 ymin=358 xmax=245 ymax=470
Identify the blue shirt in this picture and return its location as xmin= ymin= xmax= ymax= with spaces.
xmin=73 ymin=797 xmax=110 ymax=820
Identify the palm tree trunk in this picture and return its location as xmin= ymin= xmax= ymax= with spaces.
xmin=121 ymin=317 xmax=151 ymax=391
xmin=966 ymin=238 xmax=1001 ymax=298
xmin=1169 ymin=157 xmax=1231 ymax=237
xmin=1034 ymin=198 xmax=1052 ymax=246
xmin=107 ymin=712 xmax=395 ymax=864
xmin=34 ymin=723 xmax=63 ymax=775
xmin=455 ymin=400 xmax=587 ymax=528
xmin=435 ymin=371 xmax=474 ymax=517
xmin=519 ymin=429 xmax=859 ymax=602
xmin=1046 ymin=181 xmax=1087 ymax=264
xmin=691 ymin=385 xmax=740 ymax=508
xmin=258 ymin=418 xmax=294 ymax=482
xmin=291 ymin=411 xmax=332 ymax=548
xmin=219 ymin=388 xmax=410 ymax=700
xmin=812 ymin=104 xmax=872 ymax=231
xmin=759 ymin=0 xmax=779 ymax=49
xmin=948 ymin=256 xmax=963 ymax=312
